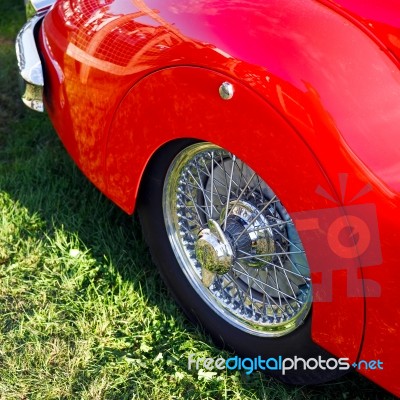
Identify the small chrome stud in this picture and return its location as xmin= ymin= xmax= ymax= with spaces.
xmin=219 ymin=82 xmax=234 ymax=100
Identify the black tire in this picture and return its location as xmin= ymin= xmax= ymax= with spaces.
xmin=137 ymin=140 xmax=348 ymax=384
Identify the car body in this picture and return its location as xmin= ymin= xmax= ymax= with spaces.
xmin=16 ymin=0 xmax=400 ymax=396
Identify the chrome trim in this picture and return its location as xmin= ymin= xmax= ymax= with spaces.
xmin=25 ymin=0 xmax=55 ymax=19
xmin=16 ymin=14 xmax=45 ymax=112
xmin=219 ymin=82 xmax=234 ymax=100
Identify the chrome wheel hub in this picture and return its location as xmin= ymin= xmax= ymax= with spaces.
xmin=196 ymin=200 xmax=280 ymax=279
xmin=223 ymin=200 xmax=277 ymax=267
xmin=163 ymin=143 xmax=312 ymax=337
xmin=196 ymin=219 xmax=234 ymax=276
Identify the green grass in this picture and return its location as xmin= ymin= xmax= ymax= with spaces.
xmin=0 ymin=1 xmax=396 ymax=399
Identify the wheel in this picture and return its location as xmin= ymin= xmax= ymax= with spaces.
xmin=138 ymin=141 xmax=345 ymax=384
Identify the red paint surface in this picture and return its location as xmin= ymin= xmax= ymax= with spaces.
xmin=39 ymin=0 xmax=400 ymax=395
xmin=323 ymin=0 xmax=400 ymax=64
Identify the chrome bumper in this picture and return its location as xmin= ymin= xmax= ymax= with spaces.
xmin=15 ymin=1 xmax=55 ymax=112
xmin=16 ymin=14 xmax=45 ymax=112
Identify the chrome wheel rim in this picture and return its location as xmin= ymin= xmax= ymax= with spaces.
xmin=163 ymin=143 xmax=311 ymax=337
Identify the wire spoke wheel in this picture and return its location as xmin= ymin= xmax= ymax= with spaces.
xmin=163 ymin=143 xmax=311 ymax=337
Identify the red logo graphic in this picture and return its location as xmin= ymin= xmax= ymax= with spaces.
xmin=292 ymin=174 xmax=381 ymax=301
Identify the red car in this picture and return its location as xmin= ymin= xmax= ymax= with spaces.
xmin=16 ymin=0 xmax=400 ymax=396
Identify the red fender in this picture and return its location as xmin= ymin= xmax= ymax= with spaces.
xmin=105 ymin=65 xmax=365 ymax=367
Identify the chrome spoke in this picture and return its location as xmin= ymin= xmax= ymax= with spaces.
xmin=275 ymin=240 xmax=310 ymax=286
xmin=225 ymin=171 xmax=257 ymax=220
xmin=183 ymin=188 xmax=204 ymax=226
xmin=185 ymin=182 xmax=220 ymax=216
xmin=233 ymin=195 xmax=277 ymax=245
xmin=237 ymin=248 xmax=310 ymax=282
xmin=237 ymin=250 xmax=304 ymax=259
xmin=242 ymin=220 xmax=294 ymax=233
xmin=187 ymin=169 xmax=212 ymax=219
xmin=272 ymin=227 xmax=303 ymax=252
xmin=223 ymin=155 xmax=236 ymax=230
xmin=276 ymin=256 xmax=300 ymax=303
xmin=233 ymin=263 xmax=303 ymax=306
xmin=210 ymin=151 xmax=215 ymax=219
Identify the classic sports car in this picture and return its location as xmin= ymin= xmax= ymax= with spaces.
xmin=16 ymin=0 xmax=400 ymax=396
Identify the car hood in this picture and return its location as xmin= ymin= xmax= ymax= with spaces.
xmin=321 ymin=0 xmax=400 ymax=64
